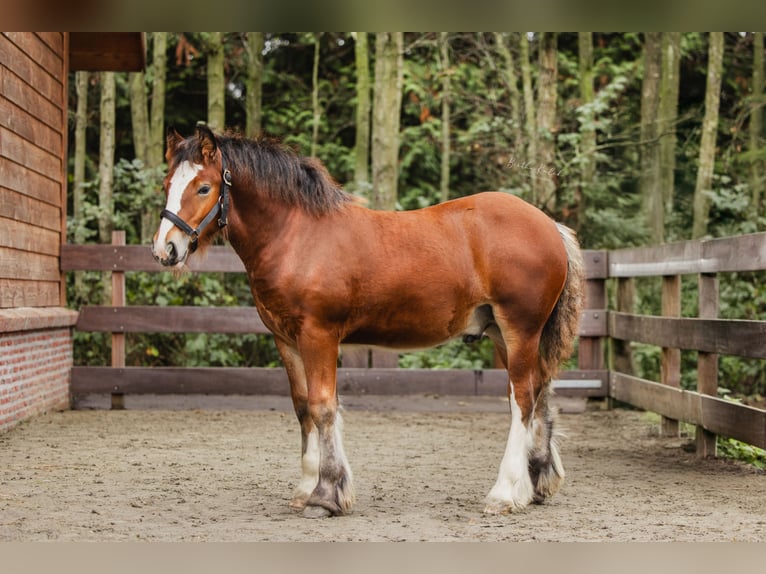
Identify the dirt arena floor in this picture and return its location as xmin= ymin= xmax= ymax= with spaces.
xmin=1 ymin=394 xmax=764 ymax=542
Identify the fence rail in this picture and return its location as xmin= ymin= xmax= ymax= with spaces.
xmin=62 ymin=231 xmax=766 ymax=455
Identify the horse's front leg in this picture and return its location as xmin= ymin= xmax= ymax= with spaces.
xmin=299 ymin=328 xmax=355 ymax=518
xmin=274 ymin=338 xmax=319 ymax=511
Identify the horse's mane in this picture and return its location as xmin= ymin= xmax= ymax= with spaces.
xmin=172 ymin=131 xmax=354 ymax=216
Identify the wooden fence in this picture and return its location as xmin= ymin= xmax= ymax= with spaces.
xmin=61 ymin=231 xmax=766 ymax=455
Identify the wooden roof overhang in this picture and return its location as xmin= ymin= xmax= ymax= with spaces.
xmin=69 ymin=32 xmax=146 ymax=71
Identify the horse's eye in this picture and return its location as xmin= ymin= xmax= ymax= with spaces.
xmin=198 ymin=185 xmax=211 ymax=196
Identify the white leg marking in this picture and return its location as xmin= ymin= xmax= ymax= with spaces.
xmin=484 ymin=387 xmax=535 ymax=514
xmin=333 ymin=410 xmax=355 ymax=511
xmin=291 ymin=428 xmax=319 ymax=508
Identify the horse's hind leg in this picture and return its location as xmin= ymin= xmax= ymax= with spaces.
xmin=483 ymin=325 xmax=550 ymax=514
xmin=275 ymin=339 xmax=320 ymax=511
xmin=528 ymin=388 xmax=565 ymax=504
xmin=484 ymin=323 xmax=565 ymax=512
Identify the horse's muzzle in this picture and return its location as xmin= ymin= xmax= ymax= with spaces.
xmin=153 ymin=240 xmax=183 ymax=267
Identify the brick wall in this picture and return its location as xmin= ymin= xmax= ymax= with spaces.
xmin=0 ymin=308 xmax=77 ymax=432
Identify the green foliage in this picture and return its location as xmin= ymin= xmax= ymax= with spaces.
xmin=717 ymin=437 xmax=766 ymax=469
xmin=399 ymin=338 xmax=495 ymax=370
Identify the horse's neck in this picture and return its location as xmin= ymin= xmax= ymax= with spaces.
xmin=226 ymin=188 xmax=295 ymax=267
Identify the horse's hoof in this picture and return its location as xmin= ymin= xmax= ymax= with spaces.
xmin=303 ymin=504 xmax=333 ymax=519
xmin=483 ymin=502 xmax=510 ymax=515
xmin=289 ymin=496 xmax=308 ymax=511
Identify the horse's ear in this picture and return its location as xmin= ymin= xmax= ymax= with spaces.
xmin=166 ymin=127 xmax=184 ymax=161
xmin=195 ymin=122 xmax=218 ymax=164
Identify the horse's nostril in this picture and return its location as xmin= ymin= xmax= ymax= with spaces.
xmin=167 ymin=242 xmax=177 ymax=260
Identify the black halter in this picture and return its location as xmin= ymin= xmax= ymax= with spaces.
xmin=160 ymin=157 xmax=231 ymax=253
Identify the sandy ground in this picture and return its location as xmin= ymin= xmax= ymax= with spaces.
xmin=0 ymin=394 xmax=764 ymax=542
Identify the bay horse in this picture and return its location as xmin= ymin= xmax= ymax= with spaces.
xmin=152 ymin=125 xmax=584 ymax=518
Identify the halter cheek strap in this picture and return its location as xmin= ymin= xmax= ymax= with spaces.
xmin=160 ymin=159 xmax=232 ymax=254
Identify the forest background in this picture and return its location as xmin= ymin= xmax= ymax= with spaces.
xmin=68 ymin=32 xmax=766 ymax=402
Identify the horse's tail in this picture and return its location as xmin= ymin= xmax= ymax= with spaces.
xmin=539 ymin=224 xmax=585 ymax=381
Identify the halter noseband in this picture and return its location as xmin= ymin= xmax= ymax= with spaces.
xmin=160 ymin=157 xmax=231 ymax=254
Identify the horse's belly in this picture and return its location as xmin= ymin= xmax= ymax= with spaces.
xmin=340 ymin=303 xmax=492 ymax=351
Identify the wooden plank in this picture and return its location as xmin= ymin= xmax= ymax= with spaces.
xmin=578 ymin=309 xmax=608 ymax=337
xmin=582 ymin=250 xmax=608 ymax=279
xmin=60 ymin=244 xmax=246 ymax=273
xmin=608 ymin=233 xmax=766 ymax=277
xmin=0 ymin=34 xmax=64 ymax=105
xmin=71 ymin=367 xmax=289 ymax=396
xmin=0 ymin=156 xmax=61 ymax=205
xmin=610 ymin=372 xmax=766 ymax=449
xmin=341 ymin=347 xmax=370 ymax=368
xmin=0 ymin=188 xmax=60 ymax=231
xmin=76 ymin=305 xmax=270 ymax=334
xmin=69 ymin=33 xmax=146 ymax=71
xmin=612 ymin=278 xmax=635 ymax=376
xmin=609 ymin=241 xmax=702 ymax=277
xmin=111 ymin=232 xmax=127 ymax=410
xmin=0 ymin=95 xmax=62 ymax=152
xmin=70 ymin=367 xmax=609 ymax=398
xmin=0 ymin=247 xmax=60 ymax=281
xmin=0 ymin=127 xmax=61 ymax=182
xmin=0 ymin=278 xmax=59 ymax=308
xmin=35 ymin=32 xmax=64 ymax=54
xmin=0 ymin=217 xmax=60 ymax=255
xmin=661 ymin=275 xmax=681 ymax=436
xmin=4 ymin=33 xmax=63 ymax=84
xmin=609 ymin=312 xmax=766 ymax=359
xmin=696 ymin=273 xmax=720 ymax=456
xmin=702 ymin=233 xmax=766 ymax=273
xmin=1 ymin=67 xmax=62 ymax=130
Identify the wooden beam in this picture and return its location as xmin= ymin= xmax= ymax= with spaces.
xmin=76 ymin=305 xmax=270 ymax=334
xmin=609 ymin=232 xmax=766 ymax=277
xmin=70 ymin=367 xmax=609 ymax=399
xmin=609 ymin=312 xmax=766 ymax=359
xmin=60 ymin=244 xmax=245 ymax=273
xmin=69 ymin=33 xmax=146 ymax=72
xmin=609 ymin=372 xmax=766 ymax=449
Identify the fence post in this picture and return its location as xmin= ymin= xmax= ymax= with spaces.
xmin=578 ymin=252 xmax=607 ymax=372
xmin=696 ymin=272 xmax=719 ymax=456
xmin=612 ymin=277 xmax=635 ymax=374
xmin=661 ymin=275 xmax=681 ymax=436
xmin=111 ymin=231 xmax=126 ymax=410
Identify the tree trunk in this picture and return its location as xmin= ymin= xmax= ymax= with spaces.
xmin=73 ymin=71 xmax=89 ymax=244
xmin=520 ymin=34 xmax=537 ymax=200
xmin=535 ymin=32 xmax=558 ymax=213
xmin=245 ymin=32 xmax=264 ymax=138
xmin=72 ymin=71 xmax=89 ymax=301
xmin=439 ymin=32 xmax=451 ymax=203
xmin=494 ymin=32 xmax=522 ymax=154
xmin=371 ymin=32 xmax=404 ymax=210
xmin=692 ymin=32 xmax=724 ymax=239
xmin=130 ymin=33 xmax=168 ymax=244
xmin=311 ymin=33 xmax=321 ymax=157
xmin=659 ymin=32 xmax=681 ymax=222
xmin=206 ymin=32 xmax=225 ymax=130
xmin=577 ymin=32 xmax=595 ymax=233
xmin=750 ymin=32 xmax=764 ymax=223
xmin=148 ymin=32 xmax=168 ymax=168
xmin=353 ymin=32 xmax=371 ymax=193
xmin=129 ymin=70 xmax=149 ymax=165
xmin=98 ymin=72 xmax=116 ymax=245
xmin=640 ymin=32 xmax=663 ymax=244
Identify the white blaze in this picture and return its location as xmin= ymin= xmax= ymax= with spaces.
xmin=155 ymin=161 xmax=203 ymax=248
